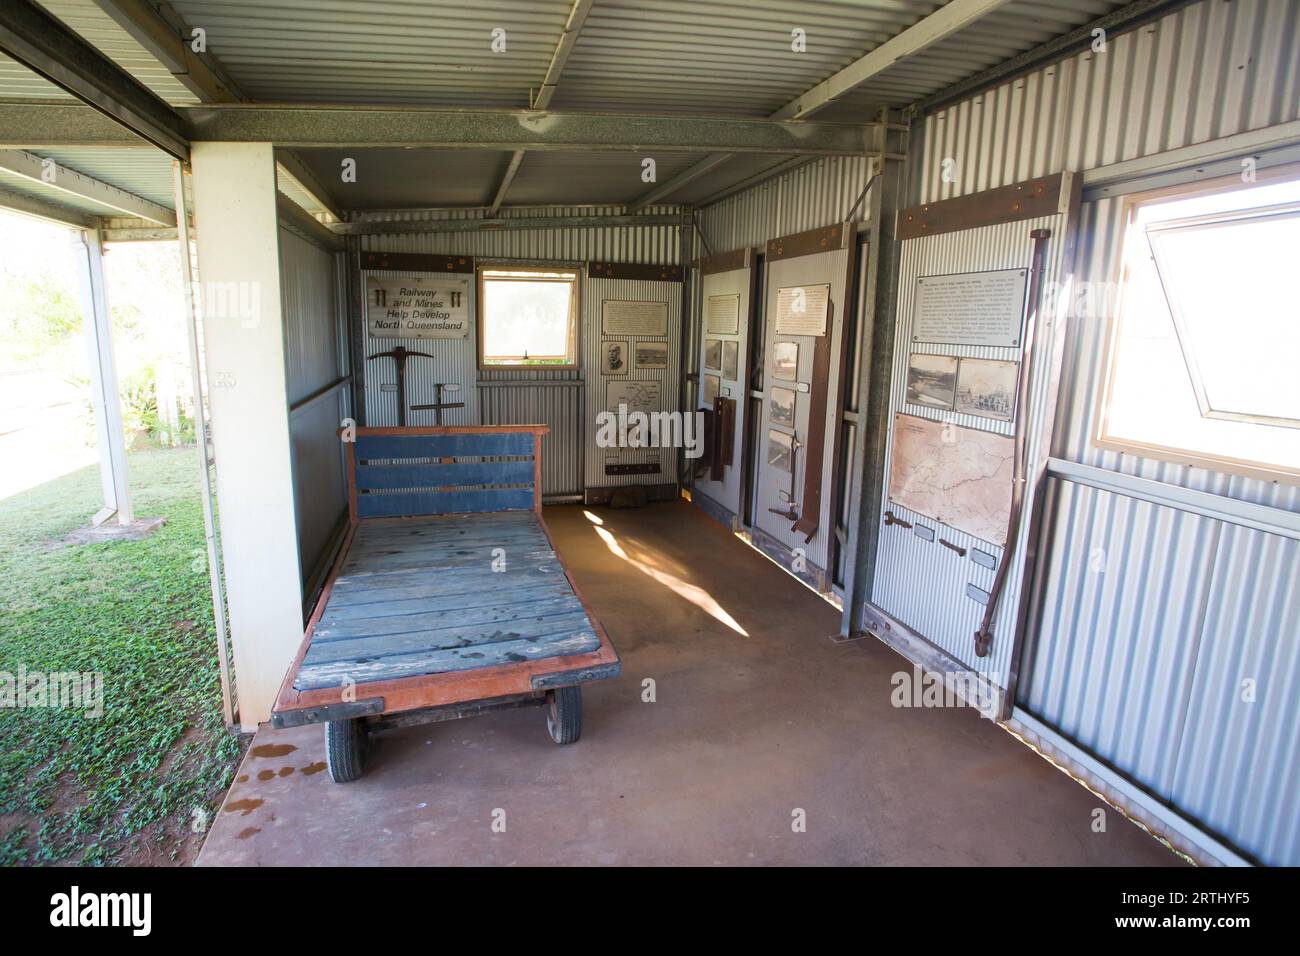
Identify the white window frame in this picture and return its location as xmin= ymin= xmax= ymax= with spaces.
xmin=476 ymin=265 xmax=580 ymax=369
xmin=1095 ymin=166 xmax=1300 ymax=485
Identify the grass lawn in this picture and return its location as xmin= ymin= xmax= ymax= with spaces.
xmin=0 ymin=446 xmax=245 ymax=865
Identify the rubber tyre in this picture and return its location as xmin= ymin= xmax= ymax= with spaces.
xmin=325 ymin=718 xmax=366 ymax=783
xmin=546 ymin=686 xmax=583 ymax=745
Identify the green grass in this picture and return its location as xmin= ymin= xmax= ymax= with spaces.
xmin=0 ymin=446 xmax=244 ymax=865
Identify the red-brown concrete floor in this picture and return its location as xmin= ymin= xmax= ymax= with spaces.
xmin=198 ymin=500 xmax=1181 ymax=866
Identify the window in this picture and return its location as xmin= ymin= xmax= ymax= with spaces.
xmin=1097 ymin=170 xmax=1300 ymax=482
xmin=477 ymin=267 xmax=579 ymax=367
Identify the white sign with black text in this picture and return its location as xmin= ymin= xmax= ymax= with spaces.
xmin=366 ymin=275 xmax=470 ymax=339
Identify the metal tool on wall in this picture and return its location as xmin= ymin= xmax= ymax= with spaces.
xmin=768 ymin=433 xmax=802 ymax=521
xmin=412 ymin=382 xmax=466 ymax=425
xmin=367 ymin=345 xmax=433 ymax=427
xmin=973 ymin=227 xmax=1052 ymax=659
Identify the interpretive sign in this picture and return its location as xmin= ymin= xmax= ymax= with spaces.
xmin=366 ymin=275 xmax=469 ymax=339
xmin=912 ymin=269 xmax=1027 ymax=347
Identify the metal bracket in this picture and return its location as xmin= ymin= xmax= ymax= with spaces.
xmin=530 ymin=661 xmax=622 ymax=690
xmin=270 ymin=697 xmax=385 ymax=729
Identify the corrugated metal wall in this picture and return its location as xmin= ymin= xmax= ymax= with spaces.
xmin=356 ymin=209 xmax=682 ymax=499
xmin=917 ymin=0 xmax=1300 ymax=864
xmin=280 ymin=226 xmax=348 ymax=586
xmin=696 ymin=157 xmax=872 ymax=253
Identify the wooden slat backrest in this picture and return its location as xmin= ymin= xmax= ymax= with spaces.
xmin=345 ymin=425 xmax=549 ymax=521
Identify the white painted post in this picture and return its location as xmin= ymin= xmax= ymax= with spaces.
xmin=190 ymin=142 xmax=303 ymax=731
xmin=74 ymin=228 xmax=133 ymax=527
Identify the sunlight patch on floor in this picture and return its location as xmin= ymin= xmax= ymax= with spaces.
xmin=588 ymin=516 xmax=748 ymax=636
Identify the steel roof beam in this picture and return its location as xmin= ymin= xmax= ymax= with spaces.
xmin=90 ymin=0 xmax=246 ymax=103
xmin=629 ymin=152 xmax=735 ymax=210
xmin=332 ymin=211 xmax=689 ymax=237
xmin=0 ymin=183 xmax=98 ymax=227
xmin=181 ymin=106 xmax=873 ymax=155
xmin=637 ymin=0 xmax=1011 ymax=206
xmin=0 ymin=0 xmax=189 ymax=159
xmin=495 ymin=0 xmax=593 ymax=213
xmin=770 ymin=0 xmax=1015 ymax=120
xmin=0 ymin=148 xmax=175 ymax=223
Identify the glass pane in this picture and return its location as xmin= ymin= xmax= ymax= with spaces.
xmin=1148 ymin=210 xmax=1300 ymax=424
xmin=482 ymin=277 xmax=574 ymax=363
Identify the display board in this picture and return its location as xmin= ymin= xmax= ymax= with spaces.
xmin=583 ymin=270 xmax=680 ymax=497
xmin=751 ymin=224 xmax=854 ymax=588
xmin=692 ymin=250 xmax=755 ymax=528
xmin=870 ymin=172 xmax=1079 ymax=691
xmin=359 ymin=253 xmax=477 ymax=428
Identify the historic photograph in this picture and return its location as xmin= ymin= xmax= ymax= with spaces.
xmin=701 ymin=373 xmax=720 ymax=408
xmin=635 ymin=341 xmax=668 ymax=369
xmin=905 ymin=352 xmax=957 ymax=409
xmin=722 ymin=340 xmax=739 ymax=380
xmin=770 ymin=386 xmax=797 ymax=426
xmin=704 ymin=337 xmax=722 ymax=370
xmin=602 ymin=339 xmax=629 ymax=374
xmin=955 ymin=357 xmax=1017 ymax=421
xmin=772 ymin=340 xmax=799 ymax=381
xmin=766 ymin=428 xmax=794 ymax=472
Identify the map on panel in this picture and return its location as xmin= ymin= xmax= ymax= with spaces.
xmin=887 ymin=413 xmax=1014 ymax=546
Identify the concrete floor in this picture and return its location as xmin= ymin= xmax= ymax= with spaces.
xmin=199 ymin=501 xmax=1180 ymax=866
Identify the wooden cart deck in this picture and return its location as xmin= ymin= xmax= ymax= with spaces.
xmin=272 ymin=425 xmax=619 ymax=729
xmin=295 ymin=512 xmax=602 ymax=691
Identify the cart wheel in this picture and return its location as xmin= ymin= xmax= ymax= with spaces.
xmin=546 ymin=686 xmax=582 ymax=745
xmin=325 ymin=718 xmax=366 ymax=783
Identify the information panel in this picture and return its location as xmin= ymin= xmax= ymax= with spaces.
xmin=602 ymin=299 xmax=668 ymax=336
xmin=705 ymin=294 xmax=740 ymax=334
xmin=912 ymin=269 xmax=1027 ymax=347
xmin=366 ymin=275 xmax=469 ymax=339
xmin=774 ymin=284 xmax=829 ymax=336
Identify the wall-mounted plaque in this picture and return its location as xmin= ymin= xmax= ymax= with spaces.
xmin=770 ymin=386 xmax=796 ymax=426
xmin=775 ymin=283 xmax=830 ymax=336
xmin=705 ymin=294 xmax=741 ymax=334
xmin=704 ymin=338 xmax=722 ymax=371
xmin=772 ymin=341 xmax=799 ymax=381
xmin=912 ymin=269 xmax=1027 ymax=347
xmin=635 ymin=341 xmax=669 ymax=369
xmin=602 ymin=299 xmax=668 ymax=335
xmin=701 ymin=374 xmax=720 ymax=409
xmin=607 ymin=379 xmax=662 ymax=414
xmin=905 ymin=352 xmax=957 ymax=410
xmin=721 ymin=340 xmax=739 ymax=381
xmin=955 ymin=357 xmax=1018 ymax=421
xmin=366 ymin=275 xmax=469 ymax=339
xmin=602 ymin=340 xmax=629 ymax=375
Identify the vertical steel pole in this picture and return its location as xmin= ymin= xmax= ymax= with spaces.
xmin=74 ymin=226 xmax=133 ymax=527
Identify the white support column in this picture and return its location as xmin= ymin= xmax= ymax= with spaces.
xmin=190 ymin=142 xmax=303 ymax=731
xmin=74 ymin=228 xmax=133 ymax=527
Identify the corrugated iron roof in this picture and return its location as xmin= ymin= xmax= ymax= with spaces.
xmin=35 ymin=0 xmax=202 ymax=105
xmin=0 ymin=0 xmax=1137 ymax=216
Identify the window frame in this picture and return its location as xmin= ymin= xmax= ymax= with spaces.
xmin=476 ymin=264 xmax=581 ymax=370
xmin=1094 ymin=163 xmax=1300 ymax=485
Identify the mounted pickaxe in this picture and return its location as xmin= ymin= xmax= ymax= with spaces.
xmin=367 ymin=345 xmax=433 ymax=427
